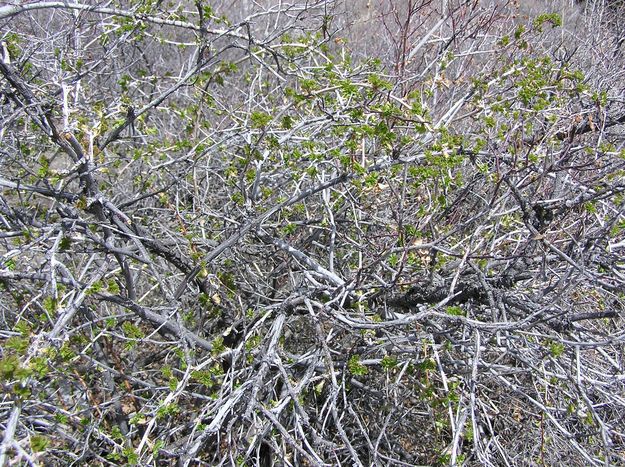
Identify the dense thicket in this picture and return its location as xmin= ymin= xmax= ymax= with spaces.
xmin=1 ymin=1 xmax=625 ymax=465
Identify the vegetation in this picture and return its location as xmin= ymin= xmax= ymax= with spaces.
xmin=1 ymin=0 xmax=624 ymax=465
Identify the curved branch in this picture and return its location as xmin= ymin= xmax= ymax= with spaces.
xmin=0 ymin=2 xmax=245 ymax=39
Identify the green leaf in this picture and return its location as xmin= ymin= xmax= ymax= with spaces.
xmin=534 ymin=13 xmax=562 ymax=32
xmin=445 ymin=306 xmax=465 ymax=316
xmin=381 ymin=355 xmax=397 ymax=370
xmin=5 ymin=336 xmax=29 ymax=354
xmin=122 ymin=321 xmax=144 ymax=339
xmin=30 ymin=435 xmax=49 ymax=453
xmin=281 ymin=115 xmax=293 ymax=129
xmin=0 ymin=355 xmax=21 ymax=380
xmin=250 ymin=111 xmax=272 ymax=128
xmin=549 ymin=341 xmax=565 ymax=357
xmin=347 ymin=355 xmax=368 ymax=376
